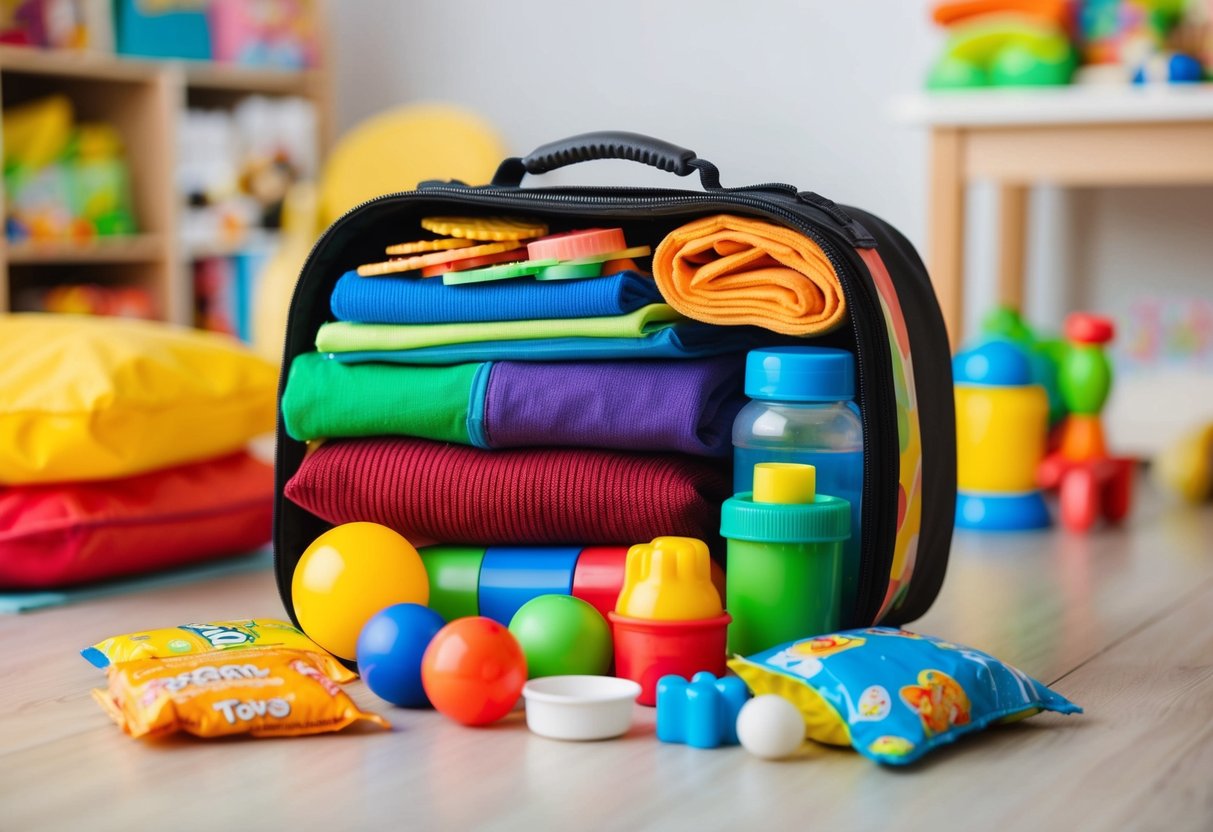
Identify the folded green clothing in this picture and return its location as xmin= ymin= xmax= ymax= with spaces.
xmin=314 ymin=304 xmax=685 ymax=353
xmin=281 ymin=352 xmax=483 ymax=444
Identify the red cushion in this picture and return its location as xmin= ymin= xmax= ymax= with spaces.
xmin=0 ymin=452 xmax=273 ymax=589
xmin=283 ymin=437 xmax=729 ymax=547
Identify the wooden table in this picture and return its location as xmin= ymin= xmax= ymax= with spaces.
xmin=899 ymin=86 xmax=1213 ymax=348
xmin=2 ymin=484 xmax=1211 ymax=831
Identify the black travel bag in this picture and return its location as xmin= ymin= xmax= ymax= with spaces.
xmin=273 ymin=131 xmax=955 ymax=629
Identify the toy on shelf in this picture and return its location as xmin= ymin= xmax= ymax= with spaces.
xmin=608 ymin=537 xmax=731 ymax=707
xmin=209 ymin=0 xmax=319 ymax=69
xmin=179 ymin=96 xmax=318 ymax=246
xmin=4 ymin=96 xmax=137 ymax=243
xmin=194 ymin=250 xmax=269 ymax=342
xmin=655 ymin=672 xmax=751 ymax=749
xmin=954 ymin=339 xmax=1053 ymax=530
xmin=927 ymin=1 xmax=1078 ymax=89
xmin=721 ymin=462 xmax=851 ymax=656
xmin=928 ymin=0 xmax=1211 ymax=88
xmin=114 ymin=0 xmax=210 ymax=60
xmin=20 ymin=283 xmax=155 ymax=319
xmin=357 ymin=603 xmax=446 ymax=709
xmin=0 ymin=0 xmax=111 ymax=50
xmin=420 ymin=617 xmax=527 ymax=727
xmin=1074 ymin=0 xmax=1210 ymax=83
xmin=1037 ymin=313 xmax=1135 ymax=531
xmin=521 ymin=675 xmax=641 ymax=742
xmin=507 ymin=595 xmax=613 ymax=679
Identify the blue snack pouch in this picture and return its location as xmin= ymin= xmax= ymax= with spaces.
xmin=728 ymin=627 xmax=1081 ymax=765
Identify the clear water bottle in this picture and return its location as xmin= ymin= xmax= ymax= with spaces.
xmin=733 ymin=347 xmax=864 ymax=616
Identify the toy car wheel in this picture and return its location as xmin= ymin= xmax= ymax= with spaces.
xmin=1060 ymin=468 xmax=1100 ymax=532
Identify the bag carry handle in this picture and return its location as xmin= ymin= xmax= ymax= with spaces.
xmin=491 ymin=131 xmax=722 ymax=189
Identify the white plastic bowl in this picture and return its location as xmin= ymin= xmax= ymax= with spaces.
xmin=522 ymin=675 xmax=641 ymax=741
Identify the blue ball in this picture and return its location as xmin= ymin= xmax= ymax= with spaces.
xmin=356 ymin=603 xmax=446 ymax=708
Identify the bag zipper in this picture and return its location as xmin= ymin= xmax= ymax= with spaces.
xmin=277 ymin=186 xmax=900 ymax=626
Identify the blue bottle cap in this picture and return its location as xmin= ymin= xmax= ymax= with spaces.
xmin=744 ymin=347 xmax=855 ymax=403
xmin=953 ymin=340 xmax=1032 ymax=386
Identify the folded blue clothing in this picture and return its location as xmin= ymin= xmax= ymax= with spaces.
xmin=330 ymin=269 xmax=664 ymax=324
xmin=327 ymin=323 xmax=791 ymax=365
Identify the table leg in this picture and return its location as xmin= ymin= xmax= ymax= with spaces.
xmin=997 ymin=184 xmax=1029 ymax=312
xmin=928 ymin=128 xmax=966 ymax=351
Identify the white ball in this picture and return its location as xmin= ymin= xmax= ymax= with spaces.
xmin=736 ymin=695 xmax=805 ymax=760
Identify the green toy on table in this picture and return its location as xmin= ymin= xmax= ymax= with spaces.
xmin=926 ymin=1 xmax=1077 ymax=89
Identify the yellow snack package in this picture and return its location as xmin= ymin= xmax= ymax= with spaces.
xmin=93 ymin=647 xmax=390 ymax=739
xmin=81 ymin=619 xmax=354 ymax=681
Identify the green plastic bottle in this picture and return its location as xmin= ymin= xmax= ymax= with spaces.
xmin=720 ymin=462 xmax=851 ymax=657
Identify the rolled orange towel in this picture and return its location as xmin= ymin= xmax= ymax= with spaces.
xmin=652 ymin=214 xmax=847 ymax=337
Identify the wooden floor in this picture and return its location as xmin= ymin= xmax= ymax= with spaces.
xmin=2 ymin=484 xmax=1211 ymax=831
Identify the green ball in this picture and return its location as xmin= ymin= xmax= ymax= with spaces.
xmin=508 ymin=595 xmax=612 ymax=679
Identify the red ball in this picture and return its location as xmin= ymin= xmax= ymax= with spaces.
xmin=421 ymin=617 xmax=527 ymax=726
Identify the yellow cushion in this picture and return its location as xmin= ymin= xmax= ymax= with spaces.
xmin=0 ymin=314 xmax=278 ymax=485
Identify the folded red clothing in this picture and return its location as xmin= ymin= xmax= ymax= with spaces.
xmin=284 ymin=437 xmax=730 ymax=547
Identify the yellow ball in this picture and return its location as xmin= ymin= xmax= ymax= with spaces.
xmin=291 ymin=522 xmax=429 ymax=660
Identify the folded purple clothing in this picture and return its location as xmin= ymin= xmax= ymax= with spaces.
xmin=483 ymin=356 xmax=745 ymax=457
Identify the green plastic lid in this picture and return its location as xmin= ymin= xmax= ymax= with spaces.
xmin=720 ymin=492 xmax=850 ymax=544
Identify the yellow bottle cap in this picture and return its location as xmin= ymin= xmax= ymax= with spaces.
xmin=752 ymin=463 xmax=816 ymax=505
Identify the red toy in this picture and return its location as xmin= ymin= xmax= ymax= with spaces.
xmin=1036 ymin=313 xmax=1135 ymax=532
xmin=420 ymin=617 xmax=527 ymax=726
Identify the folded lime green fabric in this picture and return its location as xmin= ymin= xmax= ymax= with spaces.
xmin=282 ymin=352 xmax=481 ymax=444
xmin=315 ymin=304 xmax=686 ymax=354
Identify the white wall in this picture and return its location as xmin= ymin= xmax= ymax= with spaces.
xmin=331 ymin=0 xmax=1213 ymax=453
xmin=332 ymin=0 xmax=936 ymax=240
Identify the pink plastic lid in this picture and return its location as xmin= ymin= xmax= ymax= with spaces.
xmin=526 ymin=228 xmax=627 ymax=262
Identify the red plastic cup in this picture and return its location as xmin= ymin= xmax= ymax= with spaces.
xmin=608 ymin=612 xmax=731 ymax=706
xmin=572 ymin=547 xmax=628 ymax=620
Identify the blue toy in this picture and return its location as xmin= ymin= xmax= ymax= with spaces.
xmin=356 ymin=603 xmax=446 ymax=708
xmin=477 ymin=546 xmax=582 ymax=625
xmin=1132 ymin=52 xmax=1205 ymax=83
xmin=655 ymin=671 xmax=751 ymax=749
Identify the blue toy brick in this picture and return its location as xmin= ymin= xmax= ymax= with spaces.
xmin=656 ymin=671 xmax=751 ymax=749
xmin=477 ymin=546 xmax=582 ymax=625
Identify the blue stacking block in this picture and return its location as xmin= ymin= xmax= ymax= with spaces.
xmin=656 ymin=672 xmax=751 ymax=748
xmin=477 ymin=546 xmax=582 ymax=625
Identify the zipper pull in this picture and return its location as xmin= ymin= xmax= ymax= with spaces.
xmin=798 ymin=191 xmax=877 ymax=248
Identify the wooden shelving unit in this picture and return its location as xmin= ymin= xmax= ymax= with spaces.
xmin=0 ymin=12 xmax=331 ymax=326
xmin=6 ymin=233 xmax=167 ymax=264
